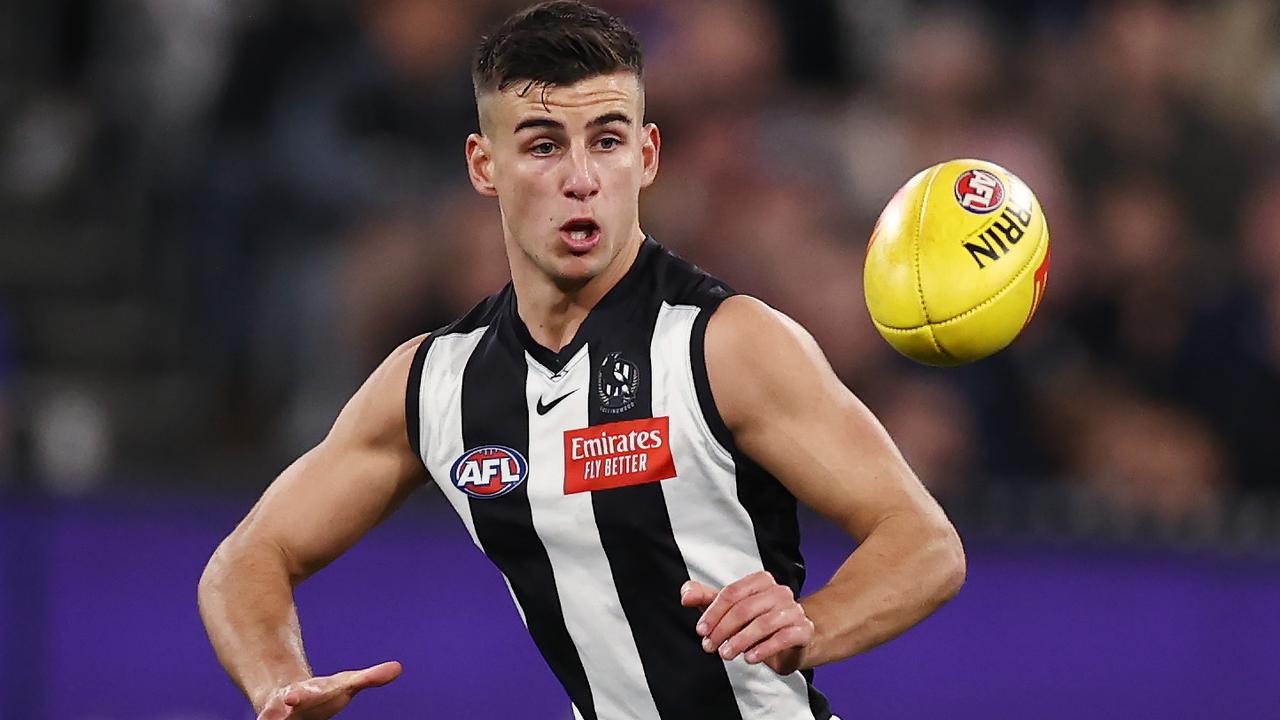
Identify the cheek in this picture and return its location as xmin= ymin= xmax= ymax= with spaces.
xmin=615 ymin=149 xmax=641 ymax=173
xmin=604 ymin=153 xmax=642 ymax=190
xmin=500 ymin=166 xmax=552 ymax=217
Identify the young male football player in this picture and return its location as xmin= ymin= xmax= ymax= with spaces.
xmin=198 ymin=3 xmax=966 ymax=719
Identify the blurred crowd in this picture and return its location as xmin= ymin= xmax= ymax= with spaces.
xmin=3 ymin=0 xmax=1279 ymax=539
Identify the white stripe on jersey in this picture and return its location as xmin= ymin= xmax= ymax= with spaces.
xmin=651 ymin=302 xmax=817 ymax=720
xmin=524 ymin=348 xmax=663 ymax=720
xmin=418 ymin=327 xmax=487 ymax=544
xmin=418 ymin=327 xmax=529 ymax=625
xmin=415 ymin=297 xmax=828 ymax=718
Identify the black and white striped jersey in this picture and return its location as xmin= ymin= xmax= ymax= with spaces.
xmin=406 ymin=238 xmax=835 ymax=720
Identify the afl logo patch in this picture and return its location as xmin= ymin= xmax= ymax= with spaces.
xmin=954 ymin=169 xmax=1005 ymax=215
xmin=450 ymin=446 xmax=529 ymax=499
xmin=598 ymin=352 xmax=640 ymax=414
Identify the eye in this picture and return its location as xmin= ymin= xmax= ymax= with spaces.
xmin=531 ymin=141 xmax=557 ymax=156
xmin=597 ymin=137 xmax=621 ymax=150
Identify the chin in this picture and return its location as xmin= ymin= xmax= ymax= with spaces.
xmin=552 ymin=232 xmax=612 ymax=270
xmin=549 ymin=254 xmax=607 ymax=286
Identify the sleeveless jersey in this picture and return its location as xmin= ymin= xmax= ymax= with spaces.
xmin=406 ymin=238 xmax=835 ymax=720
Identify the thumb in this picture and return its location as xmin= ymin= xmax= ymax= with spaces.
xmin=349 ymin=660 xmax=403 ymax=691
xmin=283 ymin=661 xmax=403 ymax=709
xmin=680 ymin=579 xmax=718 ymax=608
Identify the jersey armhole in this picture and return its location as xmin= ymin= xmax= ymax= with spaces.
xmin=689 ymin=300 xmax=736 ymax=456
xmin=404 ymin=334 xmax=435 ymax=459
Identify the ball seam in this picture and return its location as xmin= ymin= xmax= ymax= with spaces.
xmin=875 ymin=218 xmax=1048 ymax=332
xmin=912 ymin=163 xmax=950 ymax=359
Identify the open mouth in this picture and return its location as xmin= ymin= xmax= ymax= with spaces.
xmin=559 ymin=218 xmax=601 ymax=253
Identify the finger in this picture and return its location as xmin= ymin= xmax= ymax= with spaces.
xmin=288 ymin=660 xmax=404 ymax=709
xmin=680 ymin=580 xmax=718 ymax=609
xmin=696 ymin=571 xmax=775 ymax=637
xmin=744 ymin=623 xmax=814 ymax=667
xmin=281 ymin=675 xmax=350 ymax=710
xmin=704 ymin=586 xmax=789 ymax=654
xmin=282 ymin=680 xmax=324 ymax=708
xmin=348 ymin=660 xmax=403 ymax=692
xmin=256 ymin=697 xmax=292 ymax=720
xmin=721 ymin=604 xmax=806 ymax=661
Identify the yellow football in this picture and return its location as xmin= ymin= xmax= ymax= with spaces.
xmin=864 ymin=159 xmax=1051 ymax=366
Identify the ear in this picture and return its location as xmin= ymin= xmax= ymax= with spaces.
xmin=640 ymin=122 xmax=661 ymax=189
xmin=466 ymin=133 xmax=498 ymax=197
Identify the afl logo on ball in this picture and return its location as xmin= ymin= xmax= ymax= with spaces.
xmin=954 ymin=169 xmax=1005 ymax=215
xmin=450 ymin=446 xmax=528 ymax=499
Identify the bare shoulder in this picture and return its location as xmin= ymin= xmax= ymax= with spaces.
xmin=330 ymin=333 xmax=430 ymax=449
xmin=232 ymin=333 xmax=433 ymax=579
xmin=704 ymin=295 xmax=841 ymax=433
xmin=379 ymin=333 xmax=430 ymax=386
xmin=707 ymin=294 xmax=796 ymax=338
xmin=704 ymin=298 xmax=943 ymax=537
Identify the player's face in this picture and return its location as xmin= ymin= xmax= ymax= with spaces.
xmin=467 ymin=72 xmax=660 ymax=286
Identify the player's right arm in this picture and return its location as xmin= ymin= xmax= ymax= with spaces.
xmin=197 ymin=335 xmax=430 ymax=718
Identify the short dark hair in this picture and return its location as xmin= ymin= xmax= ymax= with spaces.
xmin=472 ymin=1 xmax=643 ymax=97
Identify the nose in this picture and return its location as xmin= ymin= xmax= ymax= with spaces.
xmin=562 ymin=143 xmax=600 ymax=201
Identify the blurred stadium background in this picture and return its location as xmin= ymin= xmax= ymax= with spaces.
xmin=2 ymin=0 xmax=1279 ymax=717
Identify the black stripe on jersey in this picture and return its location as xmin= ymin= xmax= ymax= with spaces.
xmin=588 ymin=301 xmax=743 ymax=720
xmin=461 ymin=326 xmax=597 ymax=720
xmin=690 ymin=303 xmax=834 ymax=720
xmin=736 ymin=453 xmax=832 ymax=719
xmin=408 ymin=289 xmax=508 ymax=458
xmin=806 ymin=675 xmax=834 ymax=720
xmin=689 ymin=303 xmax=734 ymax=453
xmin=690 ymin=303 xmax=805 ymax=595
xmin=405 ymin=335 xmax=433 ymax=457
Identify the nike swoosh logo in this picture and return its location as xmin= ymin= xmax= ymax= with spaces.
xmin=536 ymin=389 xmax=578 ymax=415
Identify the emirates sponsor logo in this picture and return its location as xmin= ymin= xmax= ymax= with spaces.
xmin=563 ymin=417 xmax=676 ymax=494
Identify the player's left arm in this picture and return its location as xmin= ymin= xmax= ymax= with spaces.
xmin=682 ymin=295 xmax=966 ymax=673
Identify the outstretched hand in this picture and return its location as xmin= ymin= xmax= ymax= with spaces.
xmin=681 ymin=572 xmax=813 ymax=676
xmin=256 ymin=661 xmax=403 ymax=720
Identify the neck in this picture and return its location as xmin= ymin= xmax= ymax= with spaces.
xmin=511 ymin=231 xmax=645 ymax=352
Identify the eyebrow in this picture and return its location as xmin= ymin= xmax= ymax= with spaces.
xmin=513 ymin=118 xmax=563 ymax=133
xmin=513 ymin=112 xmax=633 ymax=134
xmin=588 ymin=112 xmax=632 ymax=128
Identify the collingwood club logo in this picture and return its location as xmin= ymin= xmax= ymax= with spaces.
xmin=598 ymin=351 xmax=640 ymax=414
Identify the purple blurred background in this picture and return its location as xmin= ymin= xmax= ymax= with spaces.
xmin=2 ymin=496 xmax=1278 ymax=719
xmin=3 ymin=0 xmax=1280 ymax=717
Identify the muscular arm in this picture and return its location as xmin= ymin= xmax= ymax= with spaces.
xmin=197 ymin=336 xmax=429 ymax=712
xmin=702 ymin=297 xmax=965 ymax=669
